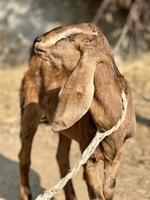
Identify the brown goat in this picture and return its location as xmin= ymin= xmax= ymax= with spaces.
xmin=19 ymin=23 xmax=136 ymax=200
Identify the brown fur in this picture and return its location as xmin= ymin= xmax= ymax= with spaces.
xmin=19 ymin=23 xmax=136 ymax=200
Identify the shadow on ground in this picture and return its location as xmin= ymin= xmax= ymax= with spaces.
xmin=0 ymin=154 xmax=44 ymax=200
xmin=136 ymin=114 xmax=150 ymax=127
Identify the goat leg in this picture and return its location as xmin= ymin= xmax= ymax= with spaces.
xmin=19 ymin=104 xmax=41 ymax=200
xmin=103 ymin=148 xmax=123 ymax=200
xmin=56 ymin=134 xmax=77 ymax=200
xmin=83 ymin=158 xmax=105 ymax=200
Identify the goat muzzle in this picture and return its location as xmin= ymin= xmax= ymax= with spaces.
xmin=34 ymin=36 xmax=51 ymax=58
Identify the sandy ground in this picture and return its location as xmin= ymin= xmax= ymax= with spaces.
xmin=0 ymin=53 xmax=150 ymax=200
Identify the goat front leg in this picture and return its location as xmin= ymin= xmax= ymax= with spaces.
xmin=103 ymin=149 xmax=122 ymax=200
xmin=77 ymin=112 xmax=104 ymax=200
xmin=83 ymin=156 xmax=105 ymax=200
xmin=56 ymin=133 xmax=77 ymax=200
xmin=19 ymin=104 xmax=41 ymax=200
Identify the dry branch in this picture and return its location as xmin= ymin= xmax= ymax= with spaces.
xmin=114 ymin=0 xmax=145 ymax=52
xmin=92 ymin=0 xmax=112 ymax=24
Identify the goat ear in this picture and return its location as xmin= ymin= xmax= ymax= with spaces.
xmin=52 ymin=50 xmax=98 ymax=131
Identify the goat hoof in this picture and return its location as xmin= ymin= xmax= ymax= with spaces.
xmin=20 ymin=187 xmax=32 ymax=200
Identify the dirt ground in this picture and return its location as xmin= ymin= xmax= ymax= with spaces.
xmin=0 ymin=53 xmax=150 ymax=200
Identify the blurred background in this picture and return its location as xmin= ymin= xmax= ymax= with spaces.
xmin=0 ymin=0 xmax=150 ymax=200
xmin=0 ymin=0 xmax=149 ymax=65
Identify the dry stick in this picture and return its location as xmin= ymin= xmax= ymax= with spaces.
xmin=114 ymin=7 xmax=133 ymax=53
xmin=114 ymin=0 xmax=142 ymax=53
xmin=92 ymin=0 xmax=112 ymax=25
xmin=35 ymin=90 xmax=127 ymax=200
xmin=0 ymin=48 xmax=10 ymax=63
xmin=113 ymin=23 xmax=130 ymax=53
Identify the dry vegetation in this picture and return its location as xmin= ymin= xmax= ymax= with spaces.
xmin=0 ymin=53 xmax=150 ymax=200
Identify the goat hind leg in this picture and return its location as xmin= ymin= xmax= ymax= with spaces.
xmin=56 ymin=134 xmax=77 ymax=200
xmin=19 ymin=104 xmax=41 ymax=200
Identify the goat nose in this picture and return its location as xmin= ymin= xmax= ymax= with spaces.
xmin=36 ymin=36 xmax=42 ymax=42
xmin=34 ymin=41 xmax=47 ymax=56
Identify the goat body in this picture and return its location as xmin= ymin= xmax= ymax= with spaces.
xmin=19 ymin=23 xmax=136 ymax=200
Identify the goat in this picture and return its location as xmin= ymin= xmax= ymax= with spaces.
xmin=19 ymin=23 xmax=136 ymax=200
